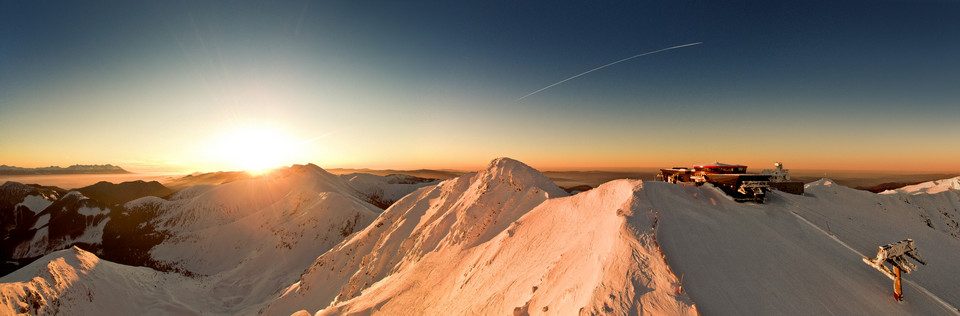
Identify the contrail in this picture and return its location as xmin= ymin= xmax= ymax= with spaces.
xmin=516 ymin=42 xmax=702 ymax=102
xmin=298 ymin=132 xmax=336 ymax=146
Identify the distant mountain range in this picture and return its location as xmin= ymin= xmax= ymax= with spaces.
xmin=0 ymin=164 xmax=129 ymax=175
xmin=0 ymin=165 xmax=437 ymax=282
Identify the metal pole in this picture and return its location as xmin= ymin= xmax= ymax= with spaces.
xmin=894 ymin=266 xmax=903 ymax=301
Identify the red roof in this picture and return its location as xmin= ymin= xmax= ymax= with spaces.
xmin=694 ymin=162 xmax=747 ymax=168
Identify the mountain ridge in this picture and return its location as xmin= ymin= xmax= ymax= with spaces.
xmin=0 ymin=164 xmax=129 ymax=175
xmin=2 ymin=159 xmax=959 ymax=315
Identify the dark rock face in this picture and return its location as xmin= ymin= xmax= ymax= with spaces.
xmin=0 ymin=181 xmax=172 ymax=277
xmin=0 ymin=182 xmax=66 ymax=276
xmin=384 ymin=174 xmax=435 ymax=185
xmin=0 ymin=182 xmax=64 ymax=239
xmin=100 ymin=199 xmax=170 ymax=270
xmin=41 ymin=192 xmax=112 ymax=251
xmin=855 ymin=182 xmax=917 ymax=193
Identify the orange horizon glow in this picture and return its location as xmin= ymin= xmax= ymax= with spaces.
xmin=4 ymin=148 xmax=960 ymax=175
xmin=3 ymin=161 xmax=958 ymax=176
xmin=99 ymin=160 xmax=960 ymax=175
xmin=4 ymin=146 xmax=960 ymax=175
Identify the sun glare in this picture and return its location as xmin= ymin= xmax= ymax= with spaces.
xmin=214 ymin=127 xmax=298 ymax=174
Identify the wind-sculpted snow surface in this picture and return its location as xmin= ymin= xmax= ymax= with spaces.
xmin=265 ymin=158 xmax=696 ymax=315
xmin=651 ymin=180 xmax=960 ymax=315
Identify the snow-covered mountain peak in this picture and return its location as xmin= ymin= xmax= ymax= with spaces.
xmin=802 ymin=177 xmax=882 ymax=201
xmin=131 ymin=162 xmax=378 ymax=239
xmin=284 ymin=163 xmax=326 ymax=174
xmin=881 ymin=176 xmax=960 ymax=195
xmin=0 ymin=181 xmax=33 ymax=197
xmin=264 ymin=158 xmax=571 ymax=315
xmin=266 ymin=177 xmax=698 ymax=315
xmin=1 ymin=181 xmax=61 ymax=203
xmin=245 ymin=164 xmax=335 ymax=185
xmin=65 ymin=245 xmax=99 ymax=269
xmin=485 ymin=157 xmax=539 ymax=177
xmin=61 ymin=191 xmax=87 ymax=201
xmin=101 ymin=161 xmax=384 ymax=313
xmin=123 ymin=164 xmax=367 ymax=235
xmin=806 ymin=178 xmax=837 ymax=188
xmin=475 ymin=157 xmax=566 ymax=197
xmin=1 ymin=182 xmax=62 ymax=223
xmin=1 ymin=245 xmax=204 ymax=315
xmin=1 ymin=246 xmax=98 ymax=285
xmin=273 ymin=163 xmax=333 ymax=179
xmin=262 ymin=163 xmax=359 ymax=195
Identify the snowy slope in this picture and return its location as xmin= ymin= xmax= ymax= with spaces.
xmin=5 ymin=161 xmax=960 ymax=315
xmin=644 ymin=181 xmax=957 ymax=315
xmin=780 ymin=179 xmax=960 ymax=307
xmin=875 ymin=178 xmax=960 ymax=239
xmin=0 ymin=182 xmax=61 ymax=210
xmin=121 ymin=163 xmax=382 ymax=314
xmin=17 ymin=195 xmax=54 ymax=216
xmin=883 ymin=176 xmax=960 ymax=195
xmin=132 ymin=164 xmax=370 ymax=235
xmin=268 ymin=168 xmax=960 ymax=315
xmin=265 ymin=158 xmax=696 ymax=315
xmin=1 ymin=180 xmax=172 ymax=276
xmin=0 ymin=247 xmax=202 ymax=315
xmin=1 ymin=182 xmax=64 ymax=275
xmin=2 ymin=164 xmax=387 ymax=315
xmin=1 ymin=182 xmax=62 ymax=232
xmin=2 ymin=164 xmax=391 ymax=315
xmin=11 ymin=191 xmax=113 ymax=259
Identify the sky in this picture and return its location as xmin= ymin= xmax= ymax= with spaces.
xmin=1 ymin=1 xmax=958 ymax=173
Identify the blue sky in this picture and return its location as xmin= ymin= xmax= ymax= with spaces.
xmin=1 ymin=1 xmax=958 ymax=172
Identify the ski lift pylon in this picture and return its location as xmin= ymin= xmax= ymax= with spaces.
xmin=862 ymin=239 xmax=926 ymax=301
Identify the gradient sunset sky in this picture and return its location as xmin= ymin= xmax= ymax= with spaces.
xmin=1 ymin=1 xmax=958 ymax=173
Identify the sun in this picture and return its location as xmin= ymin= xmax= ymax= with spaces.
xmin=214 ymin=126 xmax=297 ymax=174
